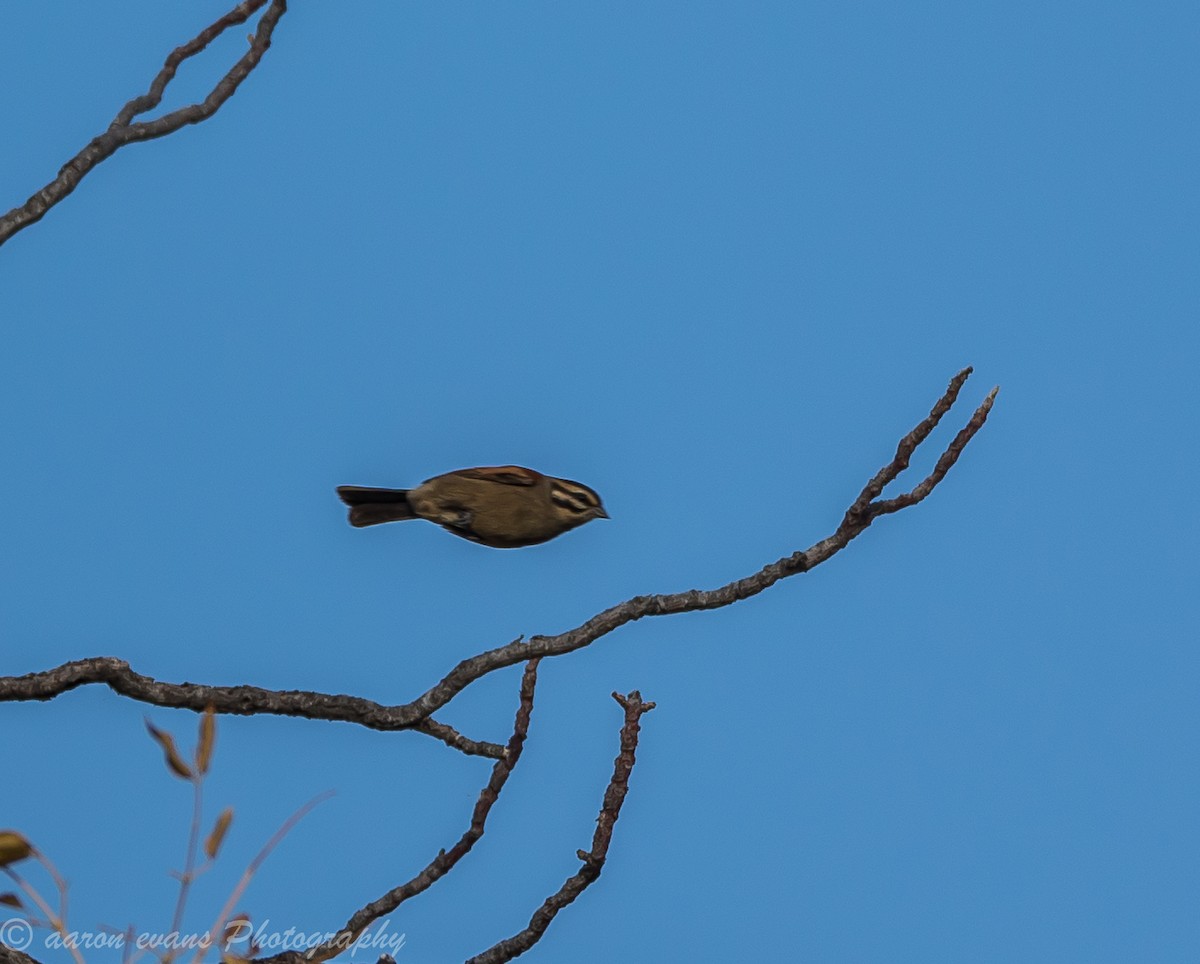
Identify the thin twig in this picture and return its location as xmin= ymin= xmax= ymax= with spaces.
xmin=3 ymin=858 xmax=84 ymax=964
xmin=0 ymin=0 xmax=288 ymax=247
xmin=194 ymin=790 xmax=335 ymax=964
xmin=165 ymin=777 xmax=205 ymax=964
xmin=467 ymin=690 xmax=655 ymax=964
xmin=34 ymin=852 xmax=73 ymax=960
xmin=256 ymin=659 xmax=543 ymax=964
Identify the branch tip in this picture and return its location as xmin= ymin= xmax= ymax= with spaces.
xmin=0 ymin=0 xmax=288 ymax=247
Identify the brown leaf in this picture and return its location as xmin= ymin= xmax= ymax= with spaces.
xmin=145 ymin=719 xmax=194 ymax=780
xmin=223 ymin=912 xmax=253 ymax=955
xmin=205 ymin=808 xmax=234 ymax=860
xmin=196 ymin=705 xmax=217 ymax=774
xmin=0 ymin=831 xmax=33 ymax=867
xmin=0 ymin=892 xmax=24 ymax=908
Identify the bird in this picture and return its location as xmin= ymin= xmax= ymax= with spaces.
xmin=336 ymin=465 xmax=608 ymax=548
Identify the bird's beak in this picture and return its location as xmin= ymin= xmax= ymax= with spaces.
xmin=597 ymin=507 xmax=610 ymax=519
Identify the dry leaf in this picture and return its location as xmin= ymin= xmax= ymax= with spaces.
xmin=0 ymin=831 xmax=33 ymax=866
xmin=205 ymin=808 xmax=234 ymax=860
xmin=145 ymin=720 xmax=194 ymax=780
xmin=196 ymin=705 xmax=217 ymax=774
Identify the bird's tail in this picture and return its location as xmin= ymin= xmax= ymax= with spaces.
xmin=336 ymin=485 xmax=416 ymax=527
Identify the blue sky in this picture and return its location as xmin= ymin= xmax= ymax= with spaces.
xmin=1 ymin=1 xmax=1197 ymax=961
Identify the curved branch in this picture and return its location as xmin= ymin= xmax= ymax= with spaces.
xmin=0 ymin=369 xmax=996 ymax=744
xmin=467 ymin=690 xmax=655 ymax=964
xmin=0 ymin=0 xmax=288 ymax=248
xmin=402 ymin=368 xmax=998 ymax=721
xmin=0 ymin=658 xmax=506 ymax=759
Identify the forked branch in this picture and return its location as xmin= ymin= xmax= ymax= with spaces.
xmin=0 ymin=0 xmax=288 ymax=247
xmin=0 ymin=369 xmax=994 ymax=964
xmin=0 ymin=659 xmax=506 ymax=759
xmin=256 ymin=659 xmax=543 ymax=964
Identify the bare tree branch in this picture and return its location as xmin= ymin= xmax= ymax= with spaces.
xmin=467 ymin=690 xmax=655 ymax=964
xmin=415 ymin=717 xmax=507 ymax=759
xmin=0 ymin=0 xmax=288 ymax=248
xmin=256 ymin=659 xmax=543 ymax=964
xmin=0 ymin=369 xmax=996 ymax=748
xmin=0 ymin=369 xmax=995 ymax=962
xmin=401 ymin=368 xmax=998 ymax=721
xmin=0 ymin=657 xmax=506 ymax=759
xmin=0 ymin=946 xmax=41 ymax=964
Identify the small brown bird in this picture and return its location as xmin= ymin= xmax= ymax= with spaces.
xmin=337 ymin=465 xmax=608 ymax=548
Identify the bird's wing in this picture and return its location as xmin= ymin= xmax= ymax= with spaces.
xmin=452 ymin=465 xmax=543 ymax=486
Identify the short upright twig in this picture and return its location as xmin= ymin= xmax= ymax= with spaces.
xmin=467 ymin=690 xmax=656 ymax=964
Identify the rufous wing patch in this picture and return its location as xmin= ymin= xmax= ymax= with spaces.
xmin=454 ymin=465 xmax=542 ymax=486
